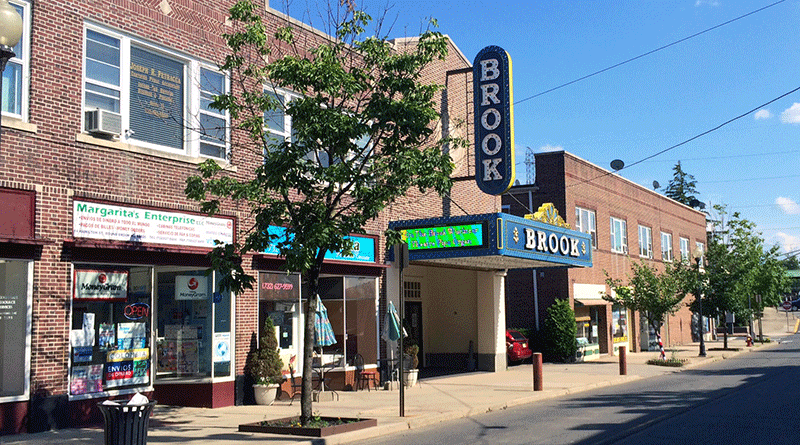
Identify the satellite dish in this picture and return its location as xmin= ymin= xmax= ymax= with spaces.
xmin=653 ymin=181 xmax=660 ymax=190
xmin=514 ymin=179 xmax=521 ymax=186
xmin=610 ymin=159 xmax=624 ymax=171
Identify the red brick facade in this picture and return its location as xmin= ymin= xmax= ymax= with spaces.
xmin=504 ymin=151 xmax=707 ymax=355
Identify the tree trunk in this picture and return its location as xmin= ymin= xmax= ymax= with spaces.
xmin=301 ymin=267 xmax=321 ymax=425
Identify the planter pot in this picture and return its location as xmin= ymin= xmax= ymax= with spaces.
xmin=402 ymin=369 xmax=418 ymax=387
xmin=253 ymin=384 xmax=279 ymax=405
xmin=239 ymin=417 xmax=377 ymax=437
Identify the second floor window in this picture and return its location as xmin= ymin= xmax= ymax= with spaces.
xmin=610 ymin=217 xmax=627 ymax=254
xmin=575 ymin=207 xmax=597 ymax=248
xmin=661 ymin=232 xmax=673 ymax=262
xmin=638 ymin=225 xmax=652 ymax=258
xmin=2 ymin=0 xmax=30 ymax=120
xmin=680 ymin=237 xmax=690 ymax=262
xmin=83 ymin=26 xmax=229 ymax=160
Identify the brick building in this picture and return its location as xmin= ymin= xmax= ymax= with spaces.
xmin=503 ymin=151 xmax=708 ymax=359
xmin=0 ymin=0 xmax=553 ymax=434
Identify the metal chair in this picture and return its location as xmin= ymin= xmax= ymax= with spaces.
xmin=353 ymin=353 xmax=378 ymax=391
xmin=287 ymin=363 xmax=303 ymax=405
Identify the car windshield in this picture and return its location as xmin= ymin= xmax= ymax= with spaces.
xmin=508 ymin=331 xmax=527 ymax=341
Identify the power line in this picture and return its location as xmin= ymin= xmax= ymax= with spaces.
xmin=567 ymin=84 xmax=800 ymax=188
xmin=514 ymin=0 xmax=787 ymax=105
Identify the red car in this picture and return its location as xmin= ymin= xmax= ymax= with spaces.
xmin=506 ymin=329 xmax=533 ymax=364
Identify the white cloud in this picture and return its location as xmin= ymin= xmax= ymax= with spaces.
xmin=776 ymin=197 xmax=800 ymax=215
xmin=775 ymin=232 xmax=800 ymax=254
xmin=780 ymin=103 xmax=800 ymax=124
xmin=538 ymin=145 xmax=563 ymax=153
xmin=695 ymin=0 xmax=720 ymax=6
xmin=754 ymin=109 xmax=772 ymax=120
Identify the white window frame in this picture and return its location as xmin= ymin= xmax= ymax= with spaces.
xmin=82 ymin=24 xmax=229 ymax=160
xmin=638 ymin=225 xmax=652 ymax=259
xmin=680 ymin=237 xmax=690 ymax=262
xmin=661 ymin=232 xmax=673 ymax=262
xmin=610 ymin=217 xmax=628 ymax=254
xmin=196 ymin=65 xmax=230 ymax=160
xmin=2 ymin=0 xmax=31 ymax=122
xmin=575 ymin=207 xmax=597 ymax=249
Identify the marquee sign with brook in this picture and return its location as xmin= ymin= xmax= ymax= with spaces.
xmin=473 ymin=46 xmax=516 ymax=195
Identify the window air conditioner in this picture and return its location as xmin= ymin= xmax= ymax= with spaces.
xmin=85 ymin=109 xmax=122 ymax=136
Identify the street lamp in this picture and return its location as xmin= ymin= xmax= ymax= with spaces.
xmin=0 ymin=0 xmax=24 ymax=144
xmin=693 ymin=247 xmax=706 ymax=357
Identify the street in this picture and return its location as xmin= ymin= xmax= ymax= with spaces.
xmin=361 ymin=336 xmax=800 ymax=445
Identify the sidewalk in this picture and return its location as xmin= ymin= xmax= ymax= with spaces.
xmin=1 ymin=332 xmax=790 ymax=445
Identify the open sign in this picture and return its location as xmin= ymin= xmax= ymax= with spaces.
xmin=124 ymin=303 xmax=150 ymax=320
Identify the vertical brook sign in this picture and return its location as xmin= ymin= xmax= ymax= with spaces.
xmin=473 ymin=46 xmax=516 ymax=195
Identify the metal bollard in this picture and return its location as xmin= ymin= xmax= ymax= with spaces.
xmin=619 ymin=346 xmax=627 ymax=375
xmin=533 ymin=352 xmax=543 ymax=391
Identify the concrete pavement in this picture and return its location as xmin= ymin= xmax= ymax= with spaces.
xmin=2 ymin=318 xmax=794 ymax=445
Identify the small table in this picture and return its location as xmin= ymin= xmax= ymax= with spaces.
xmin=312 ymin=354 xmax=341 ymax=400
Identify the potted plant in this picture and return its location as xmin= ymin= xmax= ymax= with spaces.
xmin=245 ymin=316 xmax=284 ymax=405
xmin=401 ymin=339 xmax=419 ymax=387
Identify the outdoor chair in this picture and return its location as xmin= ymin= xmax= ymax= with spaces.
xmin=353 ymin=353 xmax=378 ymax=391
xmin=287 ymin=363 xmax=303 ymax=405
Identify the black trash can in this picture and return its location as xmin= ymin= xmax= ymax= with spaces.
xmin=97 ymin=400 xmax=157 ymax=445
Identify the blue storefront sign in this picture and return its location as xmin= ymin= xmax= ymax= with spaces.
xmin=391 ymin=213 xmax=591 ymax=269
xmin=473 ymin=46 xmax=516 ymax=196
xmin=262 ymin=226 xmax=376 ymax=263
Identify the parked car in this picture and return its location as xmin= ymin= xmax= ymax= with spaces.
xmin=506 ymin=329 xmax=533 ymax=365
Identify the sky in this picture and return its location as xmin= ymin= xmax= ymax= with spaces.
xmin=275 ymin=0 xmax=800 ymax=257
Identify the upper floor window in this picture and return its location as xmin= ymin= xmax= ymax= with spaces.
xmin=638 ymin=225 xmax=652 ymax=258
xmin=575 ymin=207 xmax=597 ymax=248
xmin=83 ymin=26 xmax=229 ymax=160
xmin=1 ymin=0 xmax=31 ymax=120
xmin=661 ymin=232 xmax=673 ymax=262
xmin=680 ymin=237 xmax=690 ymax=262
xmin=610 ymin=217 xmax=627 ymax=254
xmin=695 ymin=241 xmax=705 ymax=264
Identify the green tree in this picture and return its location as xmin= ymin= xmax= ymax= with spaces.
xmin=604 ymin=260 xmax=693 ymax=360
xmin=691 ymin=205 xmax=788 ymax=345
xmin=542 ymin=299 xmax=577 ymax=363
xmin=185 ymin=0 xmax=460 ymax=424
xmin=664 ymin=161 xmax=699 ymax=206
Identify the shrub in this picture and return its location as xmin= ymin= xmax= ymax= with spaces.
xmin=245 ymin=316 xmax=284 ymax=385
xmin=542 ymin=299 xmax=577 ymax=363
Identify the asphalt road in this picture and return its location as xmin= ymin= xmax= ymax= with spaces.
xmin=362 ymin=336 xmax=800 ymax=445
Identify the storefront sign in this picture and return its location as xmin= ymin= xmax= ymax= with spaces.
xmin=73 ymin=200 xmax=234 ymax=249
xmin=259 ymin=272 xmax=300 ymax=301
xmin=400 ymin=223 xmax=487 ymax=251
xmin=74 ymin=269 xmax=128 ymax=301
xmin=213 ymin=332 xmax=231 ymax=363
xmin=473 ymin=46 xmax=516 ymax=195
xmin=124 ymin=303 xmax=150 ymax=320
xmin=262 ymin=226 xmax=376 ymax=263
xmin=175 ymin=276 xmax=209 ymax=300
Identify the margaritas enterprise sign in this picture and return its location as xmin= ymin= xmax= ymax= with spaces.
xmin=473 ymin=46 xmax=516 ymax=195
xmin=73 ymin=200 xmax=234 ymax=248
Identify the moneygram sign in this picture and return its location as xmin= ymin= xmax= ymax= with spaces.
xmin=473 ymin=46 xmax=516 ymax=195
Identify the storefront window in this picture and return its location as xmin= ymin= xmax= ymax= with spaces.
xmin=345 ymin=277 xmax=377 ymax=364
xmin=0 ymin=259 xmax=32 ymax=401
xmin=259 ymin=272 xmax=300 ymax=364
xmin=575 ymin=306 xmax=599 ymax=346
xmin=70 ymin=266 xmax=152 ymax=396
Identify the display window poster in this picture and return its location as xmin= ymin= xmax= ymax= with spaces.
xmin=99 ymin=323 xmax=115 ymax=349
xmin=213 ymin=332 xmax=230 ymax=363
xmin=105 ymin=348 xmax=150 ymax=388
xmin=177 ymin=340 xmax=199 ymax=375
xmin=117 ymin=322 xmax=147 ymax=349
xmin=71 ymin=364 xmax=103 ymax=395
xmin=175 ymin=276 xmax=208 ymax=301
xmin=74 ymin=269 xmax=128 ymax=301
xmin=72 ymin=346 xmax=93 ymax=363
xmin=157 ymin=339 xmax=177 ymax=373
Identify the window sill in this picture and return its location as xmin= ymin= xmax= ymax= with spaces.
xmin=75 ymin=133 xmax=236 ymax=172
xmin=1 ymin=116 xmax=37 ymax=134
